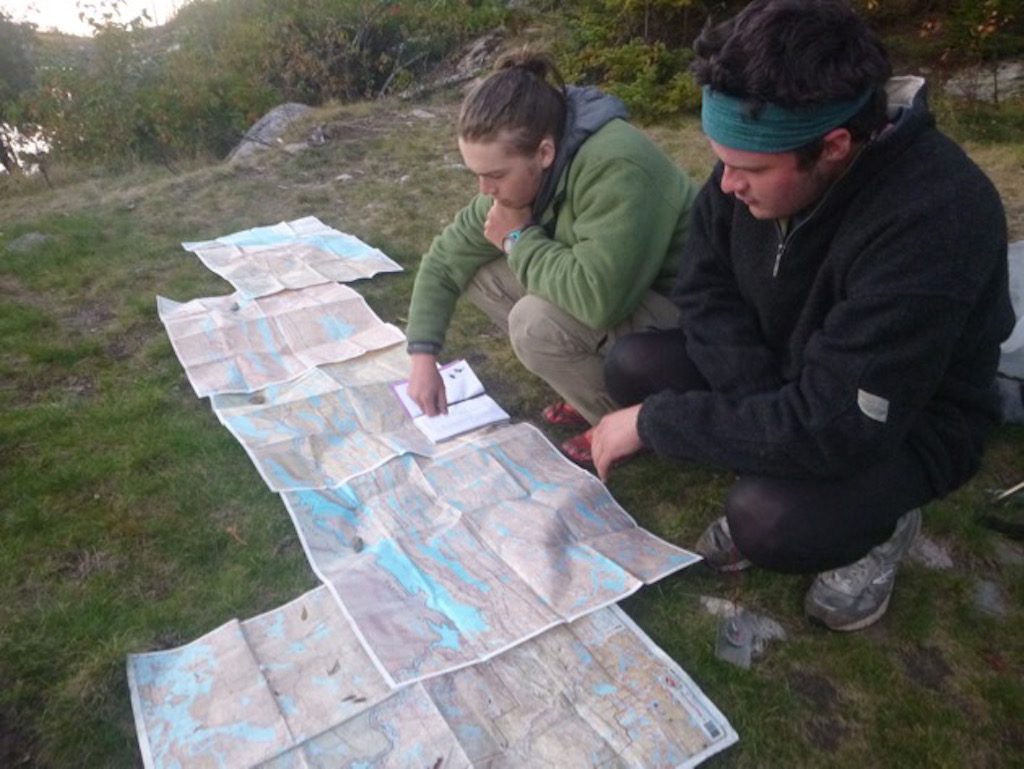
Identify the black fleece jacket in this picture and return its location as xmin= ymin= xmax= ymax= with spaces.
xmin=637 ymin=79 xmax=1013 ymax=495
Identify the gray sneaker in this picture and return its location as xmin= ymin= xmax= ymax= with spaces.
xmin=695 ymin=516 xmax=752 ymax=572
xmin=805 ymin=508 xmax=922 ymax=631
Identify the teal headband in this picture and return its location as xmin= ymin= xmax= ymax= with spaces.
xmin=701 ymin=86 xmax=873 ymax=153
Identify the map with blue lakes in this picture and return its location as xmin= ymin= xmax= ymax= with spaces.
xmin=281 ymin=421 xmax=701 ymax=685
xmin=128 ymin=585 xmax=737 ymax=769
xmin=138 ymin=220 xmax=739 ymax=767
xmin=211 ymin=345 xmax=452 ymax=491
xmin=158 ymin=282 xmax=404 ymax=397
xmin=181 ymin=216 xmax=403 ymax=298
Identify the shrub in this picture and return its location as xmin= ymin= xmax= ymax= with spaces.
xmin=550 ymin=0 xmax=740 ymax=121
xmin=25 ymin=0 xmax=510 ymax=164
xmin=0 ymin=12 xmax=37 ymax=172
xmin=26 ymin=17 xmax=157 ymax=165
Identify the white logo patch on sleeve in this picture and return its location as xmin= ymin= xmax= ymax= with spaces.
xmin=857 ymin=389 xmax=890 ymax=423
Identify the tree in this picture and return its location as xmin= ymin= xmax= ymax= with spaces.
xmin=0 ymin=11 xmax=36 ymax=174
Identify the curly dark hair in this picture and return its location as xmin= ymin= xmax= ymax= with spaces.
xmin=694 ymin=0 xmax=892 ymax=160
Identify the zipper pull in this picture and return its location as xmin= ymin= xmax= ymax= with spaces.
xmin=772 ymin=242 xmax=785 ymax=277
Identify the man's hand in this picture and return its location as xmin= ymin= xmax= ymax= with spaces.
xmin=406 ymin=353 xmax=447 ymax=416
xmin=484 ymin=201 xmax=531 ymax=251
xmin=591 ymin=405 xmax=645 ymax=481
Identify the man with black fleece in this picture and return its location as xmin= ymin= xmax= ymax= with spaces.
xmin=591 ymin=0 xmax=1013 ymax=631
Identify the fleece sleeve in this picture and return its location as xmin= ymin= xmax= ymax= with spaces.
xmin=405 ymin=194 xmax=501 ymax=349
xmin=507 ymin=156 xmax=686 ymax=330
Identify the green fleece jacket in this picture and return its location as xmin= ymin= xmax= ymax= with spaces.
xmin=406 ymin=117 xmax=697 ymax=350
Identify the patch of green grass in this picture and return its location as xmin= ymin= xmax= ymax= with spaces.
xmin=0 ymin=196 xmax=317 ymax=766
xmin=934 ymin=96 xmax=1024 ymax=145
xmin=0 ymin=93 xmax=1022 ymax=768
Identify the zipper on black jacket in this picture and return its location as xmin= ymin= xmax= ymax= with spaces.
xmin=772 ymin=217 xmax=798 ymax=278
xmin=772 ymin=239 xmax=786 ymax=277
xmin=769 ymin=142 xmax=871 ymax=279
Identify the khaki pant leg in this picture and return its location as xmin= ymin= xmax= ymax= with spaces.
xmin=465 ymin=258 xmax=679 ymax=425
xmin=464 ymin=258 xmax=524 ymax=336
xmin=508 ymin=289 xmax=680 ymax=426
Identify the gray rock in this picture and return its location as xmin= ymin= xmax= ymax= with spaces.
xmin=700 ymin=595 xmax=739 ymax=618
xmin=908 ymin=535 xmax=954 ymax=570
xmin=6 ymin=232 xmax=50 ymax=252
xmin=455 ymin=31 xmax=504 ymax=77
xmin=701 ymin=595 xmax=787 ymax=668
xmin=307 ymin=124 xmax=327 ymax=145
xmin=993 ymin=539 xmax=1024 ymax=568
xmin=973 ymin=579 xmax=1010 ymax=619
xmin=410 ymin=109 xmax=436 ymax=120
xmin=227 ymin=103 xmax=315 ymax=163
xmin=999 ymin=243 xmax=1024 ymax=422
xmin=995 ymin=376 xmax=1024 ymax=424
xmin=398 ymin=30 xmax=504 ymax=100
xmin=944 ymin=59 xmax=1024 ymax=103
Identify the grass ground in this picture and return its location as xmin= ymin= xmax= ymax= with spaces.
xmin=1 ymin=93 xmax=1022 ymax=767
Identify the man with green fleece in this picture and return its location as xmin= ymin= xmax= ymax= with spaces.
xmin=405 ymin=52 xmax=697 ymax=461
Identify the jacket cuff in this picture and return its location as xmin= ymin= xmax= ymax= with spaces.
xmin=636 ymin=397 xmax=672 ymax=452
xmin=406 ymin=341 xmax=442 ymax=356
xmin=506 ymin=225 xmax=546 ymax=270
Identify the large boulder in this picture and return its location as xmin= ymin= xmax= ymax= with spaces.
xmin=943 ymin=59 xmax=1024 ymax=103
xmin=398 ymin=30 xmax=505 ymax=100
xmin=227 ymin=103 xmax=314 ymax=163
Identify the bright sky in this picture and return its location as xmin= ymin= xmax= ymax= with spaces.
xmin=1 ymin=0 xmax=189 ymax=36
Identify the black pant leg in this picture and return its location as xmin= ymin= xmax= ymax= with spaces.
xmin=724 ymin=446 xmax=936 ymax=573
xmin=609 ymin=332 xmax=936 ymax=574
xmin=605 ymin=329 xmax=708 ymax=406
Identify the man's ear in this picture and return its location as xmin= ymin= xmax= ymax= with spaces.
xmin=821 ymin=127 xmax=854 ymax=163
xmin=537 ymin=137 xmax=556 ymax=169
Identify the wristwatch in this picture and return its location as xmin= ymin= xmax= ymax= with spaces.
xmin=501 ymin=228 xmax=522 ymax=254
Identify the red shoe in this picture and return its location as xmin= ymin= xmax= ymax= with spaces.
xmin=542 ymin=401 xmax=589 ymax=428
xmin=560 ymin=429 xmax=594 ymax=466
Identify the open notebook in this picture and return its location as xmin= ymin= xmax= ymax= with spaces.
xmin=391 ymin=359 xmax=509 ymax=442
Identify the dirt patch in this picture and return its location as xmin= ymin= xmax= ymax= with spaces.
xmin=273 ymin=534 xmax=302 ymax=558
xmin=151 ymin=629 xmax=190 ymax=651
xmin=788 ymin=671 xmax=848 ymax=751
xmin=788 ymin=670 xmax=842 ymax=711
xmin=105 ymin=332 xmax=144 ymax=361
xmin=0 ymin=275 xmax=48 ymax=311
xmin=65 ymin=302 xmax=115 ymax=334
xmin=58 ymin=374 xmax=95 ymax=398
xmin=0 ymin=707 xmax=39 ymax=768
xmin=1 ymin=371 xmax=96 ymax=407
xmin=0 ymin=274 xmax=116 ymax=339
xmin=901 ymin=645 xmax=952 ymax=691
xmin=998 ymin=722 xmax=1024 ymax=761
xmin=805 ymin=716 xmax=849 ymax=752
xmin=54 ymin=549 xmax=122 ymax=583
xmin=319 ymin=118 xmax=385 ymax=144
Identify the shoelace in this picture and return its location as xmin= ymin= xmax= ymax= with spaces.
xmin=821 ymin=556 xmax=876 ymax=593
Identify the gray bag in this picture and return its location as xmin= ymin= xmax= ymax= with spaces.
xmin=997 ymin=241 xmax=1024 ymax=423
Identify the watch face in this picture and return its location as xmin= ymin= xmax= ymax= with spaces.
xmin=502 ymin=229 xmax=521 ymax=253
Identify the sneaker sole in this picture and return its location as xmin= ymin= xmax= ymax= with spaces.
xmin=807 ymin=593 xmax=892 ymax=632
